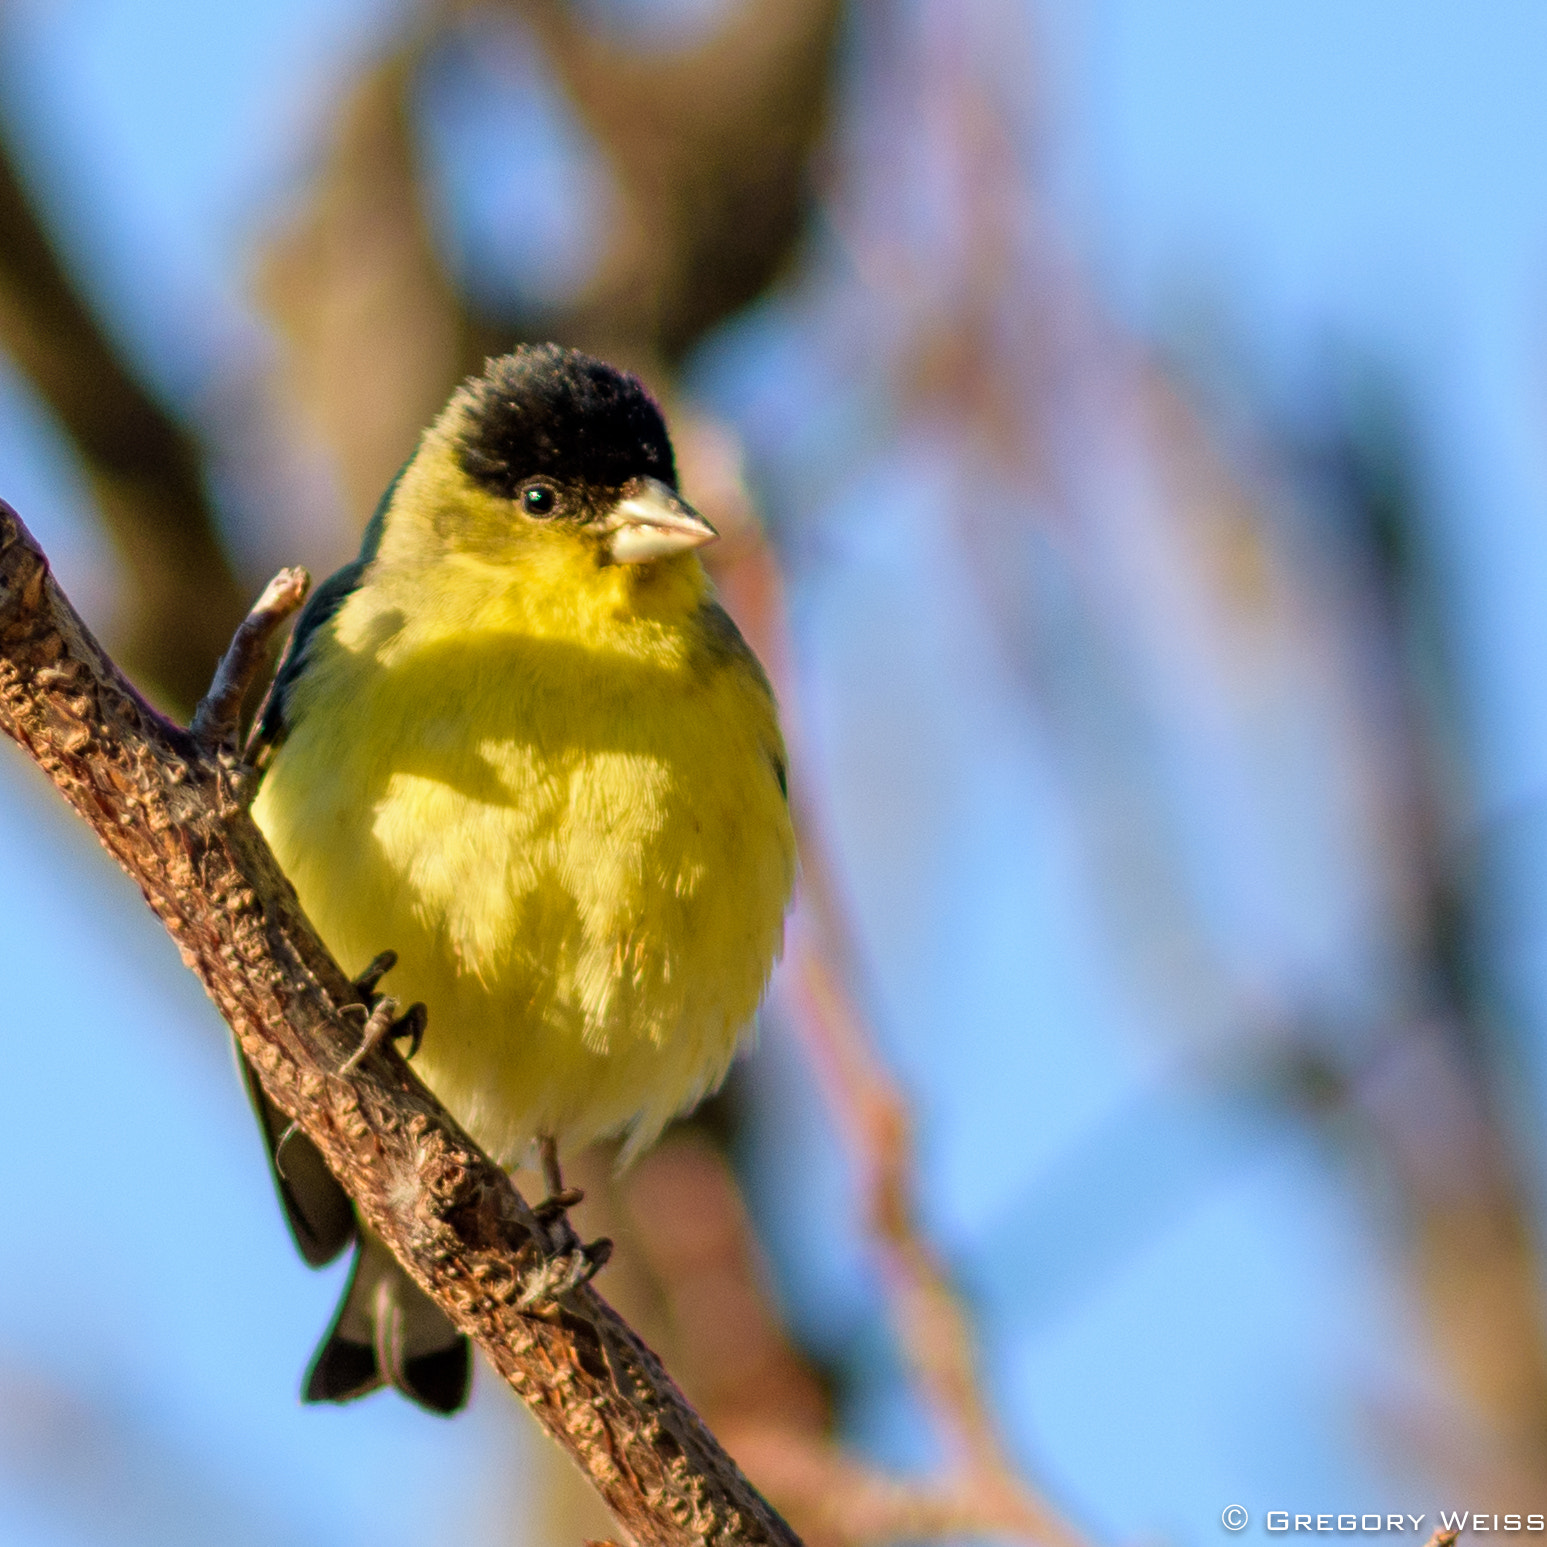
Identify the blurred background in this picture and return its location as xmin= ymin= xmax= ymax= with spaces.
xmin=3 ymin=1 xmax=1547 ymax=1543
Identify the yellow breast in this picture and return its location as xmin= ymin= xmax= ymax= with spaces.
xmin=251 ymin=545 xmax=794 ymax=1164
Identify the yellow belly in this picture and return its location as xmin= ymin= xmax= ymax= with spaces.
xmin=251 ymin=597 xmax=793 ymax=1165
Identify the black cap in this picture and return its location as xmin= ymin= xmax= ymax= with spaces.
xmin=455 ymin=345 xmax=677 ymax=500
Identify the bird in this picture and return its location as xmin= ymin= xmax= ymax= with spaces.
xmin=244 ymin=344 xmax=796 ymax=1414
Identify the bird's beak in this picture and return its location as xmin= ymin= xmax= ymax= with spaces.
xmin=603 ymin=477 xmax=718 ymax=565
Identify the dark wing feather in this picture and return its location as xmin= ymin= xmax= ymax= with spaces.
xmin=256 ymin=460 xmax=406 ymax=750
xmin=698 ymin=600 xmax=787 ymax=799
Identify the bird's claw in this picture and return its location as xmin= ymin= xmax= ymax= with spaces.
xmin=519 ymin=1167 xmax=606 ymax=1309
xmin=335 ymin=951 xmax=425 ymax=1072
xmin=389 ymin=1000 xmax=427 ymax=1060
xmin=516 ymin=1235 xmax=612 ymax=1310
xmin=532 ymin=1186 xmax=585 ymax=1227
xmin=337 ymin=997 xmax=428 ymax=1075
xmin=352 ymin=949 xmax=399 ymax=1000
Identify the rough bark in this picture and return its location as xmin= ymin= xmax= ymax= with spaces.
xmin=0 ymin=495 xmax=802 ymax=1547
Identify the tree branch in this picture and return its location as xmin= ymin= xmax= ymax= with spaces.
xmin=696 ymin=438 xmax=1093 ymax=1547
xmin=0 ymin=135 xmax=249 ymax=708
xmin=0 ymin=495 xmax=801 ymax=1547
xmin=189 ymin=564 xmax=309 ymax=752
xmin=500 ymin=0 xmax=842 ymax=366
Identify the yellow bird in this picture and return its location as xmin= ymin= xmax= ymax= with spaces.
xmin=245 ymin=345 xmax=796 ymax=1412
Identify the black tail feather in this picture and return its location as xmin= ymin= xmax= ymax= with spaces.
xmin=303 ymin=1230 xmax=471 ymax=1415
xmin=305 ymin=1334 xmax=381 ymax=1403
xmin=403 ymin=1343 xmax=473 ymax=1416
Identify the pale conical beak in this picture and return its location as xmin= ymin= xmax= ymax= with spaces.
xmin=603 ymin=477 xmax=718 ymax=565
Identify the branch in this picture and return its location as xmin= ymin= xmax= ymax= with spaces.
xmin=255 ymin=43 xmax=468 ymax=532
xmin=0 ymin=496 xmax=801 ymax=1547
xmin=695 ymin=436 xmax=1092 ymax=1547
xmin=189 ymin=565 xmax=309 ymax=751
xmin=502 ymin=0 xmax=842 ymax=365
xmin=783 ymin=940 xmax=1088 ymax=1547
xmin=621 ymin=1134 xmax=1084 ymax=1547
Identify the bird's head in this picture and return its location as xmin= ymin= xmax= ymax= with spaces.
xmin=383 ymin=346 xmax=716 ymax=613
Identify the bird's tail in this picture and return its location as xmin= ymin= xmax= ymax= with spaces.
xmin=305 ymin=1229 xmax=471 ymax=1415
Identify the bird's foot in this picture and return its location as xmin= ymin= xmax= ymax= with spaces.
xmin=513 ymin=1135 xmax=607 ymax=1306
xmin=516 ymin=1234 xmax=613 ymax=1311
xmin=335 ymin=951 xmax=425 ymax=1072
xmin=532 ymin=1186 xmax=585 ymax=1229
xmin=530 ymin=1134 xmax=587 ymax=1233
xmin=351 ymin=949 xmax=399 ymax=1002
xmin=338 ymin=996 xmax=428 ymax=1074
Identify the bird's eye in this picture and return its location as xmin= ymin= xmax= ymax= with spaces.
xmin=521 ymin=484 xmax=557 ymax=517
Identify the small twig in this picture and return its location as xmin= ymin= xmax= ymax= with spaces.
xmin=787 ymin=943 xmax=1088 ymax=1547
xmin=189 ymin=566 xmax=309 ymax=752
xmin=698 ymin=454 xmax=1092 ymax=1547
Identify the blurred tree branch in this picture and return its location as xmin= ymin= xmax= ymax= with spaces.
xmin=1290 ymin=393 xmax=1547 ymax=1486
xmin=257 ymin=41 xmax=468 ymax=531
xmin=261 ymin=0 xmax=841 ymax=533
xmin=495 ymin=0 xmax=841 ymax=367
xmin=0 ymin=135 xmax=247 ymax=709
xmin=0 ymin=498 xmax=804 ymax=1547
xmin=697 ymin=475 xmax=1092 ymax=1547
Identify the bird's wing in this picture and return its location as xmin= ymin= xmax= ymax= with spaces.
xmin=237 ymin=1038 xmax=356 ymax=1267
xmin=239 ymin=470 xmax=410 ymax=1263
xmin=700 ymin=599 xmax=788 ymax=799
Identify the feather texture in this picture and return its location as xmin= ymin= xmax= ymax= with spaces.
xmin=252 ymin=349 xmax=794 ymax=1173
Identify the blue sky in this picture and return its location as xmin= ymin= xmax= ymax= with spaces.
xmin=1068 ymin=0 xmax=1547 ymax=815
